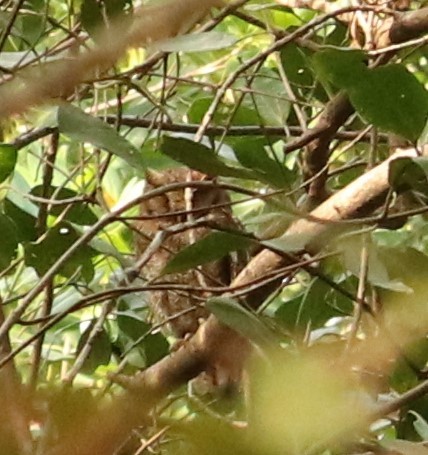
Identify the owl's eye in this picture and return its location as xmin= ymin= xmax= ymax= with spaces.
xmin=193 ymin=187 xmax=229 ymax=210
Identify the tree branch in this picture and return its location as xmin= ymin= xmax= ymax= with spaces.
xmin=302 ymin=6 xmax=428 ymax=204
xmin=113 ymin=147 xmax=419 ymax=393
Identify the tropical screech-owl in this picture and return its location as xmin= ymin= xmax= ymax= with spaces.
xmin=134 ymin=167 xmax=236 ymax=339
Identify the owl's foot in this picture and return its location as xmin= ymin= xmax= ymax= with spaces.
xmin=170 ymin=332 xmax=192 ymax=352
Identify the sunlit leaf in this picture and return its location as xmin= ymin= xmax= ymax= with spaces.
xmin=339 ymin=236 xmax=411 ymax=292
xmin=58 ymin=104 xmax=143 ymax=171
xmin=246 ymin=194 xmax=296 ymax=239
xmin=418 ymin=118 xmax=428 ymax=146
xmin=410 ymin=411 xmax=428 ymax=441
xmin=0 ymin=51 xmax=39 ymax=69
xmin=263 ymin=231 xmax=314 ymax=253
xmin=50 ymin=286 xmax=83 ymax=315
xmin=250 ymin=351 xmax=369 ymax=453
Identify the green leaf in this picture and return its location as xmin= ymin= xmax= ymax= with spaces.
xmin=24 ymin=221 xmax=96 ymax=281
xmin=160 ymin=136 xmax=257 ymax=179
xmin=116 ymin=310 xmax=169 ymax=367
xmin=76 ymin=325 xmax=112 ymax=374
xmin=394 ymin=396 xmax=428 ymax=440
xmin=151 ymin=31 xmax=236 ymax=53
xmin=280 ymin=44 xmax=313 ymax=87
xmin=232 ymin=137 xmax=290 ymax=188
xmin=0 ymin=214 xmax=18 ymax=270
xmin=50 ymin=287 xmax=82 ymax=315
xmin=80 ymin=0 xmax=103 ymax=36
xmin=378 ymin=247 xmax=428 ymax=292
xmin=347 ymin=65 xmax=428 ymax=141
xmin=0 ymin=144 xmax=17 ymax=183
xmin=206 ymin=297 xmax=275 ymax=346
xmin=81 ymin=0 xmax=131 ymax=39
xmin=187 ymin=98 xmax=223 ymax=124
xmin=389 ymin=356 xmax=420 ymax=393
xmin=117 ymin=311 xmax=150 ymax=341
xmin=312 ymin=49 xmax=367 ymax=89
xmin=275 ymin=278 xmax=352 ymax=332
xmin=163 ymin=231 xmax=252 ymax=274
xmin=263 ymin=231 xmax=314 ymax=253
xmin=248 ymin=211 xmax=294 ymax=240
xmin=142 ymin=332 xmax=169 ymax=366
xmin=410 ymin=411 xmax=428 ymax=440
xmin=140 ymin=139 xmax=179 ymax=170
xmin=341 ymin=237 xmax=411 ymax=292
xmin=88 ymin=236 xmax=132 ymax=268
xmin=313 ymin=50 xmax=428 ymax=140
xmin=251 ymin=69 xmax=291 ymax=126
xmin=246 ymin=194 xmax=296 ymax=239
xmin=19 ymin=11 xmax=45 ymax=48
xmin=31 ymin=185 xmax=97 ymax=225
xmin=418 ymin=118 xmax=428 ymax=147
xmin=405 ymin=338 xmax=428 ymax=371
xmin=123 ymin=346 xmax=146 ymax=368
xmin=58 ymin=104 xmax=143 ymax=171
xmin=389 ymin=156 xmax=428 ymax=193
xmin=4 ymin=198 xmax=37 ymax=242
xmin=187 ymin=96 xmax=259 ymax=126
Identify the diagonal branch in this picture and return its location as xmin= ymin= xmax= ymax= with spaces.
xmin=61 ymin=142 xmax=418 ymax=455
xmin=112 ymin=146 xmax=419 ymax=393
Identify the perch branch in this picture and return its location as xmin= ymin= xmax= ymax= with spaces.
xmin=112 ymin=146 xmax=418 ymax=392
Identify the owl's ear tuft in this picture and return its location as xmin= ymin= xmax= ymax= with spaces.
xmin=190 ymin=169 xmax=207 ymax=181
xmin=145 ymin=168 xmax=165 ymax=187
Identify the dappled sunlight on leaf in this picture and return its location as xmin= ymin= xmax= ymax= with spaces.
xmin=249 ymin=349 xmax=371 ymax=454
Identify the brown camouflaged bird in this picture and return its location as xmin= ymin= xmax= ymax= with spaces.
xmin=134 ymin=167 xmax=236 ymax=339
xmin=133 ymin=168 xmax=251 ymax=394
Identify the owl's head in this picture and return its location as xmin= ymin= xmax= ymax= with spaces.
xmin=144 ymin=168 xmax=229 ymax=216
xmin=145 ymin=167 xmax=204 ymax=187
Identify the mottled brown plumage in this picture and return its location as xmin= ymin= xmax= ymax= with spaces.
xmin=135 ymin=168 xmax=235 ymax=339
